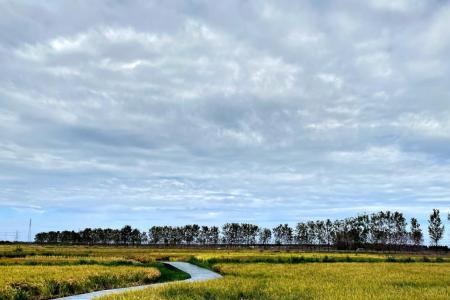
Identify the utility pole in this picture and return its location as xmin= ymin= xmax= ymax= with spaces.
xmin=28 ymin=219 xmax=32 ymax=242
xmin=15 ymin=230 xmax=19 ymax=242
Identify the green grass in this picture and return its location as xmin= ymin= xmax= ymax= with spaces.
xmin=187 ymin=253 xmax=449 ymax=269
xmin=154 ymin=263 xmax=190 ymax=283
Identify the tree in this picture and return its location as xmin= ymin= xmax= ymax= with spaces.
xmin=370 ymin=211 xmax=388 ymax=244
xmin=370 ymin=211 xmax=408 ymax=245
xmin=92 ymin=228 xmax=104 ymax=244
xmin=273 ymin=224 xmax=293 ymax=244
xmin=324 ymin=219 xmax=334 ymax=245
xmin=198 ymin=226 xmax=217 ymax=245
xmin=333 ymin=216 xmax=369 ymax=248
xmin=184 ymin=225 xmax=200 ymax=245
xmin=112 ymin=229 xmax=121 ymax=245
xmin=222 ymin=223 xmax=242 ymax=245
xmin=409 ymin=218 xmax=423 ymax=246
xmin=315 ymin=220 xmax=326 ymax=244
xmin=306 ymin=221 xmax=317 ymax=244
xmin=448 ymin=213 xmax=450 ymax=240
xmin=198 ymin=226 xmax=209 ymax=245
xmin=295 ymin=222 xmax=309 ymax=244
xmin=208 ymin=226 xmax=219 ymax=244
xmin=259 ymin=228 xmax=272 ymax=244
xmin=273 ymin=225 xmax=283 ymax=245
xmin=428 ymin=209 xmax=444 ymax=246
xmin=33 ymin=209 xmax=447 ymax=248
xmin=392 ymin=212 xmax=408 ymax=245
xmin=241 ymin=223 xmax=259 ymax=245
xmin=60 ymin=230 xmax=77 ymax=244
xmin=103 ymin=228 xmax=114 ymax=244
xmin=149 ymin=226 xmax=162 ymax=244
xmin=140 ymin=231 xmax=148 ymax=244
xmin=131 ymin=228 xmax=142 ymax=245
xmin=35 ymin=232 xmax=48 ymax=243
xmin=80 ymin=228 xmax=93 ymax=245
xmin=120 ymin=225 xmax=133 ymax=245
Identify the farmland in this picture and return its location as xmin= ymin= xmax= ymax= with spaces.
xmin=0 ymin=265 xmax=160 ymax=300
xmin=0 ymin=245 xmax=190 ymax=299
xmin=101 ymin=263 xmax=450 ymax=300
xmin=1 ymin=244 xmax=449 ymax=299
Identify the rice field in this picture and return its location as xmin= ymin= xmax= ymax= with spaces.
xmin=100 ymin=263 xmax=450 ymax=300
xmin=1 ymin=245 xmax=449 ymax=299
xmin=1 ymin=245 xmax=448 ymax=263
xmin=0 ymin=255 xmax=134 ymax=266
xmin=0 ymin=265 xmax=160 ymax=300
xmin=0 ymin=245 xmax=192 ymax=299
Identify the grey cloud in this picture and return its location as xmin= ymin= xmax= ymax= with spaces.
xmin=0 ymin=1 xmax=449 ymax=242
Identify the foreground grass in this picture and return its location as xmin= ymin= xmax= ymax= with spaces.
xmin=0 ymin=264 xmax=188 ymax=300
xmin=100 ymin=263 xmax=450 ymax=300
xmin=0 ymin=265 xmax=161 ymax=300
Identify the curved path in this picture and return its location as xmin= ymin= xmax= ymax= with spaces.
xmin=54 ymin=262 xmax=222 ymax=300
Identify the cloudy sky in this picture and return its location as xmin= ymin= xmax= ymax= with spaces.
xmin=1 ymin=0 xmax=450 ymax=241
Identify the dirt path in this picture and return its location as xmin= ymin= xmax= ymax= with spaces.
xmin=53 ymin=262 xmax=222 ymax=300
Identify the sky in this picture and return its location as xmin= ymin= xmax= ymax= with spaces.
xmin=0 ymin=0 xmax=449 ymax=243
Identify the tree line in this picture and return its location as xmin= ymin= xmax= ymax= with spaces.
xmin=35 ymin=209 xmax=449 ymax=249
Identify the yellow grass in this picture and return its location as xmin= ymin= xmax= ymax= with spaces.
xmin=2 ymin=245 xmax=448 ymax=263
xmin=1 ymin=245 xmax=449 ymax=299
xmin=0 ymin=265 xmax=160 ymax=299
xmin=0 ymin=255 xmax=130 ymax=265
xmin=100 ymin=263 xmax=450 ymax=300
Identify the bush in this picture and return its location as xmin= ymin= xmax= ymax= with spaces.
xmin=322 ymin=256 xmax=336 ymax=263
xmin=385 ymin=256 xmax=397 ymax=262
xmin=401 ymin=257 xmax=413 ymax=263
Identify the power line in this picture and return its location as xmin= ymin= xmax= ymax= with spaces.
xmin=0 ymin=219 xmax=33 ymax=242
xmin=0 ymin=232 xmax=24 ymax=242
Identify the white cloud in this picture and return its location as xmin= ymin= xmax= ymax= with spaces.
xmin=355 ymin=52 xmax=393 ymax=78
xmin=1 ymin=1 xmax=450 ymax=236
xmin=329 ymin=146 xmax=419 ymax=164
xmin=369 ymin=0 xmax=425 ymax=12
xmin=316 ymin=73 xmax=343 ymax=89
xmin=394 ymin=113 xmax=450 ymax=138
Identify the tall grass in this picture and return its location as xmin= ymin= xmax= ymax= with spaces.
xmin=100 ymin=263 xmax=450 ymax=300
xmin=1 ymin=245 xmax=448 ymax=264
xmin=0 ymin=265 xmax=160 ymax=300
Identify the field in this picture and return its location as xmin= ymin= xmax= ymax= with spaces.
xmin=101 ymin=263 xmax=450 ymax=300
xmin=0 ymin=245 xmax=190 ymax=299
xmin=0 ymin=265 xmax=160 ymax=300
xmin=1 ymin=244 xmax=449 ymax=299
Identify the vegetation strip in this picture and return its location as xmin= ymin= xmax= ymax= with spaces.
xmin=33 ymin=209 xmax=449 ymax=251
